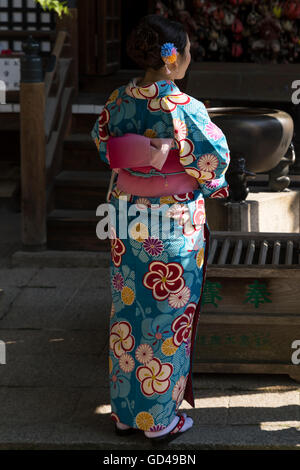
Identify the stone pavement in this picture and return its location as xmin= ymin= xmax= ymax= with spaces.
xmin=0 ymin=208 xmax=299 ymax=450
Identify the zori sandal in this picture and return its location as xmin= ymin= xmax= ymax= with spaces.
xmin=144 ymin=413 xmax=193 ymax=444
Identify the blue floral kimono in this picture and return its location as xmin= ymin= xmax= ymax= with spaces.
xmin=91 ymin=77 xmax=230 ymax=432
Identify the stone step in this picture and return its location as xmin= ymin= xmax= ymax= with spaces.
xmin=71 ymin=112 xmax=101 ymax=134
xmin=249 ymin=174 xmax=300 ymax=186
xmin=47 ymin=208 xmax=110 ymax=252
xmin=62 ymin=134 xmax=108 ymax=171
xmin=54 ymin=170 xmax=111 ymax=210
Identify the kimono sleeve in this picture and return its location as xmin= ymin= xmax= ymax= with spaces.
xmin=90 ymin=106 xmax=110 ymax=165
xmin=181 ymin=100 xmax=230 ymax=199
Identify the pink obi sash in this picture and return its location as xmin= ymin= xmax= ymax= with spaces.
xmin=107 ymin=133 xmax=199 ymax=197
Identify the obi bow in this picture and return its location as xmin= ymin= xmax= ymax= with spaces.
xmin=107 ymin=133 xmax=175 ymax=171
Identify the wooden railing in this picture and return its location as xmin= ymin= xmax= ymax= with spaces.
xmin=0 ymin=31 xmax=56 ymax=40
xmin=0 ymin=30 xmax=56 ymax=103
xmin=19 ymin=2 xmax=78 ymax=250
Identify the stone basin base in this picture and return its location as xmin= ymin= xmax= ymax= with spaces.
xmin=206 ymin=190 xmax=300 ymax=232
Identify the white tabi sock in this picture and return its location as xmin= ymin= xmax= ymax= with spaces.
xmin=116 ymin=421 xmax=131 ymax=430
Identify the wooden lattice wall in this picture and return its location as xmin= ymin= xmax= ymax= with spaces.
xmin=0 ymin=0 xmax=55 ymax=54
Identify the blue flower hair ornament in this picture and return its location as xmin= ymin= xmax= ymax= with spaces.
xmin=161 ymin=42 xmax=177 ymax=64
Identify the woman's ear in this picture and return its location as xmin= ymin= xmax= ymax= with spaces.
xmin=171 ymin=60 xmax=179 ymax=71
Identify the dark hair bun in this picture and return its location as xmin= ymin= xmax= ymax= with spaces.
xmin=127 ymin=14 xmax=187 ymax=71
xmin=136 ymin=26 xmax=158 ymax=51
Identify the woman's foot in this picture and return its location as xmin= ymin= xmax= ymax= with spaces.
xmin=144 ymin=413 xmax=193 ymax=442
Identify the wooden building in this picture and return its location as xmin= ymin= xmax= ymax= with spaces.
xmin=0 ymin=0 xmax=299 ymax=385
xmin=0 ymin=0 xmax=300 ymax=252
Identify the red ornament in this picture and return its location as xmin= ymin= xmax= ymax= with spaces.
xmin=0 ymin=49 xmax=12 ymax=55
xmin=232 ymin=42 xmax=243 ymax=57
xmin=232 ymin=18 xmax=244 ymax=34
xmin=283 ymin=1 xmax=300 ymax=20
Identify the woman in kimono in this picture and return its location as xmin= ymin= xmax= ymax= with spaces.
xmin=91 ymin=14 xmax=230 ymax=443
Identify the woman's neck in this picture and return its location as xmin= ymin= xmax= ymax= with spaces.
xmin=136 ymin=72 xmax=174 ymax=87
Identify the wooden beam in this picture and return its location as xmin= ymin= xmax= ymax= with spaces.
xmin=20 ymin=81 xmax=46 ymax=249
xmin=0 ymin=31 xmax=56 ymax=39
xmin=206 ymin=267 xmax=300 ymax=278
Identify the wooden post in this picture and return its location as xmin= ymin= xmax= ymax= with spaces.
xmin=20 ymin=36 xmax=47 ymax=250
xmin=56 ymin=0 xmax=79 ymax=97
